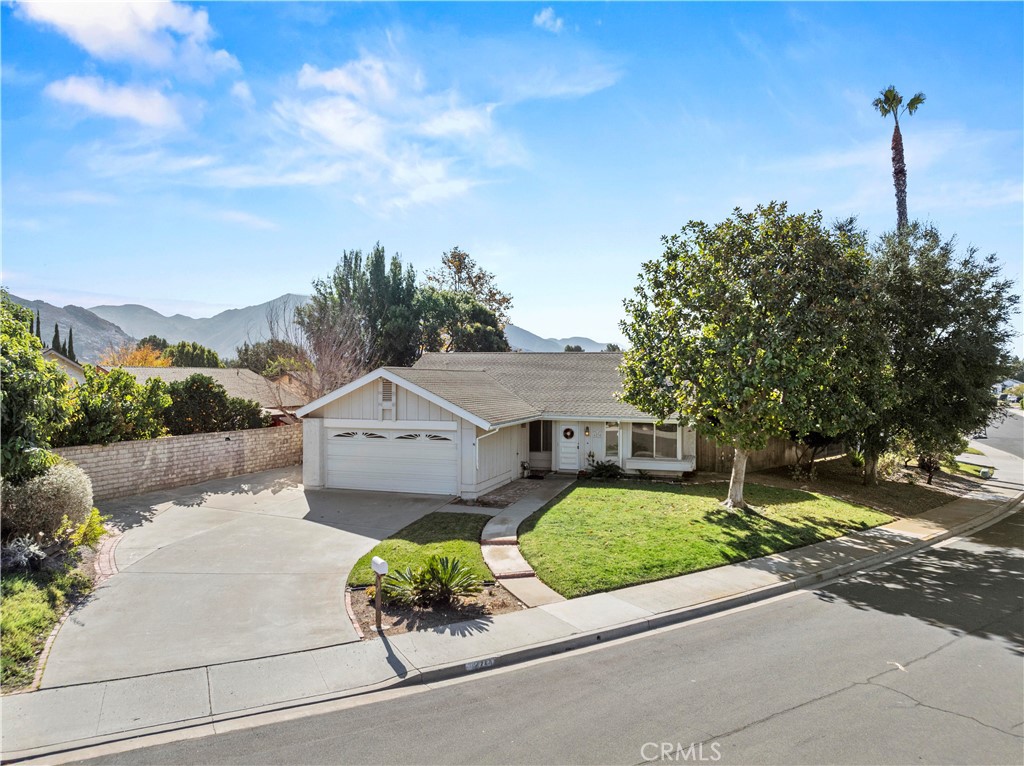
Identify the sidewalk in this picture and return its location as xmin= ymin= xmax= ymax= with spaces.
xmin=3 ymin=445 xmax=1021 ymax=762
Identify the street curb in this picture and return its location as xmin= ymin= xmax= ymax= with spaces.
xmin=410 ymin=491 xmax=1024 ymax=686
xmin=4 ymin=491 xmax=1020 ymax=764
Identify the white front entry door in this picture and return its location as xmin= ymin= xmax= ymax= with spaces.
xmin=557 ymin=422 xmax=580 ymax=472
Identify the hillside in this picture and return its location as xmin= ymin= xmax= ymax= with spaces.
xmin=504 ymin=325 xmax=609 ymax=352
xmin=8 ymin=294 xmax=135 ymax=363
xmin=89 ymin=294 xmax=309 ymax=359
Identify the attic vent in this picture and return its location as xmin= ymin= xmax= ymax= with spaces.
xmin=381 ymin=380 xmax=394 ymax=402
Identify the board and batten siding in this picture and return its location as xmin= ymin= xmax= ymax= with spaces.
xmin=315 ymin=379 xmax=456 ymax=422
xmin=473 ymin=425 xmax=523 ymax=496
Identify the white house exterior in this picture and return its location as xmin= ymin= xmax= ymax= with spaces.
xmin=297 ymin=353 xmax=697 ymax=499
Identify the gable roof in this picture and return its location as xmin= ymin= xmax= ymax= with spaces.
xmin=42 ymin=348 xmax=90 ymax=376
xmin=120 ymin=367 xmax=306 ymax=411
xmin=385 ymin=367 xmax=542 ymax=426
xmin=413 ymin=352 xmax=647 ymax=420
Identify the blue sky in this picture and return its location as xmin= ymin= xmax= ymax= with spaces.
xmin=3 ymin=2 xmax=1022 ymax=350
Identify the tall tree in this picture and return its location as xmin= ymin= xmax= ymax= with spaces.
xmin=425 ymin=246 xmax=514 ymax=327
xmin=165 ymin=340 xmax=222 ymax=368
xmin=872 ymin=86 xmax=925 ymax=231
xmin=51 ymin=322 xmax=61 ymax=352
xmin=564 ymin=344 xmax=584 ymax=353
xmin=855 ymin=223 xmax=1018 ymax=483
xmin=137 ymin=335 xmax=170 ymax=352
xmin=297 ymin=244 xmax=420 ymax=370
xmin=417 ymin=288 xmax=510 ymax=353
xmin=621 ymin=203 xmax=877 ymax=510
xmin=35 ymin=309 xmax=42 ymax=340
xmin=66 ymin=326 xmax=76 ymax=362
xmin=100 ymin=342 xmax=171 ymax=367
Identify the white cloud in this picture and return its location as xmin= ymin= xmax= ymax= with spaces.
xmin=44 ymin=75 xmax=183 ymax=128
xmin=14 ymin=1 xmax=238 ymax=78
xmin=58 ymin=190 xmax=120 ymax=205
xmin=533 ymin=8 xmax=564 ymax=34
xmin=231 ymin=81 xmax=254 ymax=105
xmin=213 ymin=210 xmax=278 ymax=230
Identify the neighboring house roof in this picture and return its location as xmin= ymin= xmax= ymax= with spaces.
xmin=120 ymin=367 xmax=307 ymax=411
xmin=298 ymin=352 xmax=654 ymax=429
xmin=412 ymin=352 xmax=647 ymax=420
xmin=42 ymin=348 xmax=88 ymax=376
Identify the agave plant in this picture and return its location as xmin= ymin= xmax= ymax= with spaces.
xmin=382 ymin=555 xmax=482 ymax=607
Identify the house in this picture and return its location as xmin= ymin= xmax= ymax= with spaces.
xmin=43 ymin=348 xmax=104 ymax=386
xmin=121 ymin=366 xmax=308 ymax=424
xmin=297 ymin=352 xmax=697 ymax=499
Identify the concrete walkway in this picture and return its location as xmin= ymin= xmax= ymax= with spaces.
xmin=480 ymin=475 xmax=574 ymax=607
xmin=3 ymin=447 xmax=1021 ymax=762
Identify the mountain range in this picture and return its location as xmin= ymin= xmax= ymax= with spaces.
xmin=10 ymin=293 xmax=609 ymax=362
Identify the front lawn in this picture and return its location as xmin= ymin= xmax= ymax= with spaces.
xmin=948 ymin=460 xmax=996 ymax=479
xmin=347 ymin=512 xmax=492 ymax=587
xmin=1 ymin=564 xmax=93 ymax=689
xmin=518 ymin=481 xmax=892 ymax=598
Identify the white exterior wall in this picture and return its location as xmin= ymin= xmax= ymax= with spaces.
xmin=472 ymin=426 xmax=522 ymax=497
xmin=316 ymin=380 xmax=455 ymax=422
xmin=303 ymin=417 xmax=324 ymax=487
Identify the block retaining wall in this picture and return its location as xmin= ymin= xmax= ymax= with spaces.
xmin=55 ymin=424 xmax=303 ymax=501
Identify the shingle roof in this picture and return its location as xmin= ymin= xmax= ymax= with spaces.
xmin=385 ymin=368 xmax=543 ymax=426
xmin=411 ymin=352 xmax=649 ymax=420
xmin=120 ymin=367 xmax=307 ymax=410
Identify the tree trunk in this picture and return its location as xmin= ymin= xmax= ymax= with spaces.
xmin=722 ymin=447 xmax=750 ymax=510
xmin=891 ymin=122 xmax=908 ymax=230
xmin=863 ymin=453 xmax=879 ymax=486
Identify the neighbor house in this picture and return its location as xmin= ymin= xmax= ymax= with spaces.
xmin=121 ymin=366 xmax=308 ymax=424
xmin=297 ymin=352 xmax=696 ymax=499
xmin=43 ymin=348 xmax=104 ymax=386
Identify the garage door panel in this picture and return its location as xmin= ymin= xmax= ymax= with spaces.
xmin=324 ymin=429 xmax=458 ymax=495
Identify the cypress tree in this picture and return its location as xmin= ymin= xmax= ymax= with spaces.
xmin=52 ymin=323 xmax=61 ymax=352
xmin=36 ymin=310 xmax=42 ymax=340
xmin=67 ymin=326 xmax=76 ymax=361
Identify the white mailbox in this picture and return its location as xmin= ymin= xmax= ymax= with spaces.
xmin=371 ymin=556 xmax=389 ymax=576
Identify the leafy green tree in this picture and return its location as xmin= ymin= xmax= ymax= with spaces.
xmin=53 ymin=367 xmax=170 ymax=447
xmin=418 ymin=288 xmax=510 ymax=353
xmin=855 ymin=223 xmax=1019 ymax=483
xmin=66 ymin=326 xmax=76 ymax=362
xmin=298 ymin=243 xmax=420 ymax=370
xmin=564 ymin=344 xmax=584 ymax=353
xmin=1 ymin=292 xmax=72 ymax=483
xmin=35 ymin=309 xmax=42 ymax=340
xmin=620 ymin=203 xmax=877 ymax=510
xmin=51 ymin=322 xmax=61 ymax=352
xmin=233 ymin=338 xmax=309 ymax=376
xmin=137 ymin=335 xmax=169 ymax=352
xmin=1007 ymin=356 xmax=1024 ymax=381
xmin=163 ymin=374 xmax=269 ymax=435
xmin=425 ymin=246 xmax=514 ymax=326
xmin=605 ymin=343 xmax=622 ymax=352
xmin=873 ymin=86 xmax=925 ymax=230
xmin=165 ymin=340 xmax=222 ymax=368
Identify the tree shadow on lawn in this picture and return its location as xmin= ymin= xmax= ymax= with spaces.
xmin=812 ymin=514 xmax=1024 ymax=651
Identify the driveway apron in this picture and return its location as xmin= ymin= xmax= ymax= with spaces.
xmin=40 ymin=467 xmax=453 ymax=687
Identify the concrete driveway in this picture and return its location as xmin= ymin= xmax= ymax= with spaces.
xmin=41 ymin=467 xmax=456 ymax=688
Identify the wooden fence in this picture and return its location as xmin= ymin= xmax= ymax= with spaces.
xmin=695 ymin=435 xmax=844 ymax=474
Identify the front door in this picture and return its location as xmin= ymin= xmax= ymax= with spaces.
xmin=557 ymin=422 xmax=580 ymax=472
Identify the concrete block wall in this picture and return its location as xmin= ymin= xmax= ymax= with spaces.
xmin=55 ymin=424 xmax=303 ymax=501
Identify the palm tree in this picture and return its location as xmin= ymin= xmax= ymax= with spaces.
xmin=873 ymin=86 xmax=925 ymax=231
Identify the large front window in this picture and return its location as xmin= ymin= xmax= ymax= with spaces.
xmin=529 ymin=420 xmax=552 ymax=452
xmin=631 ymin=422 xmax=678 ymax=459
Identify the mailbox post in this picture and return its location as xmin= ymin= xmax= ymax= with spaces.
xmin=371 ymin=556 xmax=388 ymax=633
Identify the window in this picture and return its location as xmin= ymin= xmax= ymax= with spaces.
xmin=425 ymin=434 xmax=452 ymax=442
xmin=362 ymin=432 xmax=387 ymax=439
xmin=605 ymin=423 xmax=619 ymax=458
xmin=529 ymin=420 xmax=552 ymax=452
xmin=631 ymin=422 xmax=678 ymax=460
xmin=396 ymin=433 xmax=420 ymax=440
xmin=332 ymin=432 xmax=357 ymax=438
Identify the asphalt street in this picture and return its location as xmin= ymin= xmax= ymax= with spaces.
xmin=76 ymin=511 xmax=1024 ymax=766
xmin=979 ymin=407 xmax=1023 ymax=459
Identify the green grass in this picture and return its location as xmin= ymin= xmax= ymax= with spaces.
xmin=963 ymin=446 xmax=985 ymax=456
xmin=1 ymin=565 xmax=92 ymax=688
xmin=347 ymin=512 xmax=492 ymax=587
xmin=518 ymin=481 xmax=893 ymax=599
xmin=948 ymin=461 xmax=996 ymax=479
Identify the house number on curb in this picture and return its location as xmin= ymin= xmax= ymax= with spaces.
xmin=465 ymin=658 xmax=496 ymax=672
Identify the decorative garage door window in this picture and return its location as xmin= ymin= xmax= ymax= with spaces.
xmin=331 ymin=431 xmax=451 ymax=442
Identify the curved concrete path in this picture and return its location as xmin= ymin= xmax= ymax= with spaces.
xmin=40 ymin=467 xmax=456 ymax=688
xmin=480 ymin=476 xmax=575 ymax=607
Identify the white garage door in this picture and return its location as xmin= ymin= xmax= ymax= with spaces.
xmin=324 ymin=428 xmax=459 ymax=495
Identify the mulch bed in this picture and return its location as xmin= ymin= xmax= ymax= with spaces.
xmin=450 ymin=477 xmax=548 ymax=510
xmin=349 ymin=582 xmax=526 ymax=638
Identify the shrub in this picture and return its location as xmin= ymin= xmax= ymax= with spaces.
xmin=875 ymin=452 xmax=906 ymax=481
xmin=0 ymin=536 xmax=46 ymax=571
xmin=56 ymin=507 xmax=109 ymax=549
xmin=383 ymin=556 xmax=482 ymax=607
xmin=164 ymin=374 xmax=269 ymax=435
xmin=1 ymin=462 xmax=93 ymax=543
xmin=588 ymin=458 xmax=625 ymax=480
xmin=847 ymin=449 xmax=865 ymax=469
xmin=53 ymin=367 xmax=169 ymax=447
